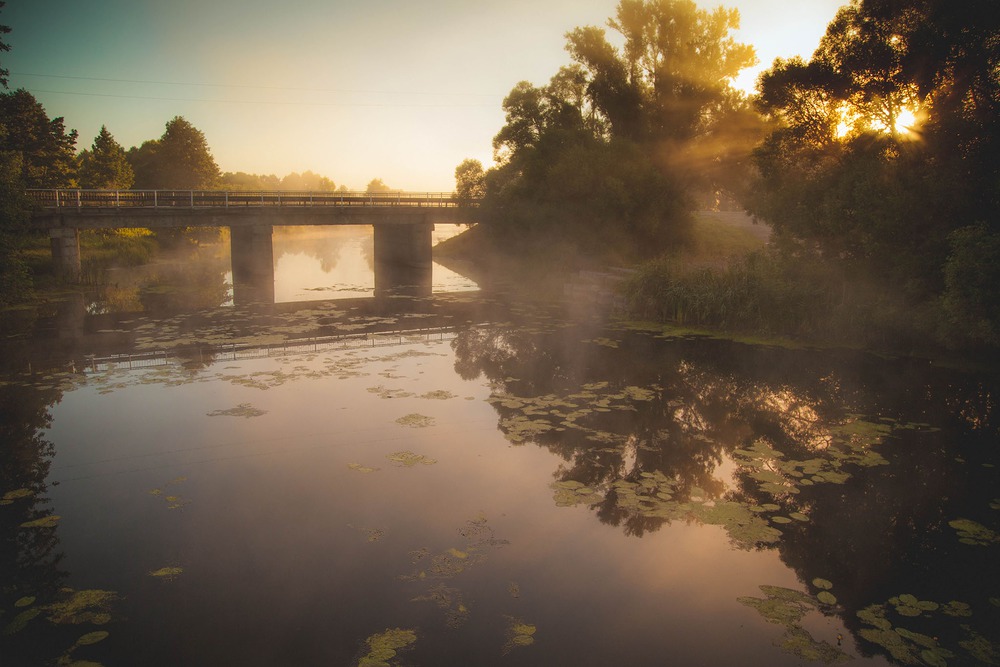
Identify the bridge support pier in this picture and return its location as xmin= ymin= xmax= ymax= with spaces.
xmin=230 ymin=225 xmax=275 ymax=305
xmin=50 ymin=227 xmax=81 ymax=281
xmin=374 ymin=223 xmax=433 ymax=298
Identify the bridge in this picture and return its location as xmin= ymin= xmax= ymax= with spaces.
xmin=27 ymin=189 xmax=483 ymax=296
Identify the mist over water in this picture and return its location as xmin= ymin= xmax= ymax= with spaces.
xmin=1 ymin=227 xmax=997 ymax=667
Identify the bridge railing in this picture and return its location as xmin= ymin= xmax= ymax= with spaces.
xmin=27 ymin=189 xmax=478 ymax=210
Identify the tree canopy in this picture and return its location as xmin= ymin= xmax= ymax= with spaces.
xmin=0 ymin=89 xmax=78 ymax=188
xmin=470 ymin=0 xmax=759 ymax=259
xmin=128 ymin=116 xmax=219 ymax=189
xmin=748 ymin=0 xmax=1000 ymax=343
xmin=79 ymin=125 xmax=134 ymax=189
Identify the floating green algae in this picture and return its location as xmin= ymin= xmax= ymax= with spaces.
xmin=348 ymin=463 xmax=380 ymax=473
xmin=367 ymin=385 xmax=415 ymax=400
xmin=502 ymin=616 xmax=537 ymax=654
xmin=738 ymin=585 xmax=851 ymax=664
xmin=149 ymin=567 xmax=183 ymax=580
xmin=386 ymin=451 xmax=437 ymax=467
xmin=418 ymin=390 xmax=457 ymax=400
xmin=401 ymin=516 xmax=508 ymax=582
xmin=1 ymin=488 xmax=34 ymax=504
xmin=356 ymin=628 xmax=417 ymax=667
xmin=412 ymin=584 xmax=469 ymax=628
xmin=206 ymin=403 xmax=267 ymax=418
xmin=948 ymin=518 xmax=1000 ymax=546
xmin=45 ymin=589 xmax=119 ymax=625
xmin=20 ymin=514 xmax=61 ymax=529
xmin=394 ymin=413 xmax=435 ymax=428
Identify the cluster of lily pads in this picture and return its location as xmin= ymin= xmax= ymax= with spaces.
xmin=2 ymin=587 xmax=119 ymax=665
xmin=856 ymin=594 xmax=998 ymax=665
xmin=738 ymin=580 xmax=851 ymax=664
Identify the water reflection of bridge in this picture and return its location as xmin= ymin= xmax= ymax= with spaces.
xmin=27 ymin=189 xmax=482 ymax=301
xmin=84 ymin=326 xmax=463 ymax=373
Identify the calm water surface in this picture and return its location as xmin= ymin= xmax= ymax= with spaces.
xmin=1 ymin=226 xmax=998 ymax=666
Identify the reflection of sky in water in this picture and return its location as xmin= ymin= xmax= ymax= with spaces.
xmin=41 ymin=337 xmax=829 ymax=666
xmin=273 ymin=224 xmax=476 ymax=303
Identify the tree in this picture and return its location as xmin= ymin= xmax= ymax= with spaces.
xmin=79 ymin=125 xmax=134 ymax=189
xmin=366 ymin=178 xmax=394 ymax=193
xmin=129 ymin=116 xmax=219 ymax=189
xmin=453 ymin=159 xmax=485 ymax=201
xmin=0 ymin=89 xmax=78 ymax=188
xmin=749 ymin=0 xmax=1000 ymax=305
xmin=474 ymin=1 xmax=757 ymax=258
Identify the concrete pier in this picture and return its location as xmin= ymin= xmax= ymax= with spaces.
xmin=50 ymin=227 xmax=81 ymax=281
xmin=373 ymin=223 xmax=433 ymax=298
xmin=230 ymin=225 xmax=275 ymax=305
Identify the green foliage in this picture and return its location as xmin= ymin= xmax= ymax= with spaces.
xmin=750 ymin=0 xmax=1000 ymax=316
xmin=0 ymin=89 xmax=78 ymax=187
xmin=78 ymin=125 xmax=134 ymax=189
xmin=0 ymin=148 xmax=31 ymax=304
xmin=941 ymin=225 xmax=1000 ymax=346
xmin=453 ymin=158 xmax=485 ymax=202
xmin=365 ymin=178 xmax=394 ymax=193
xmin=474 ymin=0 xmax=760 ymax=260
xmin=128 ymin=116 xmax=219 ymax=189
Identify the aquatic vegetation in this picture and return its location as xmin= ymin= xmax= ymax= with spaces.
xmin=45 ymin=589 xmax=119 ymax=625
xmin=401 ymin=516 xmax=508 ymax=582
xmin=348 ymin=463 xmax=380 ymax=473
xmin=502 ymin=616 xmax=537 ymax=654
xmin=856 ymin=595 xmax=996 ymax=665
xmin=206 ymin=403 xmax=268 ymax=418
xmin=3 ymin=607 xmax=41 ymax=635
xmin=738 ymin=585 xmax=852 ymax=663
xmin=356 ymin=627 xmax=417 ymax=667
xmin=412 ymin=584 xmax=469 ymax=628
xmin=150 ymin=477 xmax=191 ymax=510
xmin=367 ymin=385 xmax=414 ymax=400
xmin=19 ymin=514 xmax=61 ymax=529
xmin=419 ymin=390 xmax=457 ymax=400
xmin=386 ymin=451 xmax=437 ymax=467
xmin=551 ymin=480 xmax=602 ymax=507
xmin=15 ymin=596 xmax=36 ymax=608
xmin=149 ymin=567 xmax=184 ymax=580
xmin=948 ymin=518 xmax=1000 ymax=546
xmin=0 ymin=488 xmax=34 ymax=505
xmin=394 ymin=413 xmax=435 ymax=428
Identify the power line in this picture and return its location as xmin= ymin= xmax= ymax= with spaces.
xmin=12 ymin=71 xmax=502 ymax=99
xmin=26 ymin=88 xmax=498 ymax=108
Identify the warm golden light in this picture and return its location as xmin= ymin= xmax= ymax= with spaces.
xmin=894 ymin=107 xmax=918 ymax=135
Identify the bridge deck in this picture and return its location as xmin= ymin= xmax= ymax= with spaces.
xmin=28 ymin=189 xmax=476 ymax=210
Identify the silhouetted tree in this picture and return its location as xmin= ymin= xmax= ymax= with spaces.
xmin=78 ymin=125 xmax=134 ymax=189
xmin=129 ymin=116 xmax=219 ymax=189
xmin=453 ymin=158 xmax=485 ymax=202
xmin=365 ymin=178 xmax=393 ymax=193
xmin=0 ymin=90 xmax=77 ymax=188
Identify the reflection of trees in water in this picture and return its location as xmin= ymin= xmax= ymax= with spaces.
xmin=452 ymin=323 xmax=1000 ymax=663
xmin=273 ymin=227 xmax=375 ymax=274
xmin=0 ymin=383 xmax=68 ymax=662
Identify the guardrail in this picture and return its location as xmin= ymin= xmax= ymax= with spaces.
xmin=27 ymin=189 xmax=480 ymax=210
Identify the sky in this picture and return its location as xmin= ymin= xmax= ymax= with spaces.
xmin=3 ymin=0 xmax=846 ymax=192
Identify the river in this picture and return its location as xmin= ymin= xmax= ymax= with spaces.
xmin=1 ymin=224 xmax=998 ymax=666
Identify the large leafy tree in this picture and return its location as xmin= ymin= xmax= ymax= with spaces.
xmin=79 ymin=125 xmax=134 ymax=189
xmin=475 ymin=0 xmax=759 ymax=258
xmin=0 ymin=89 xmax=78 ymax=188
xmin=129 ymin=116 xmax=219 ymax=189
xmin=749 ymin=0 xmax=1000 ymax=318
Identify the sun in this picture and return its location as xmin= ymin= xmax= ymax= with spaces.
xmin=894 ymin=107 xmax=918 ymax=135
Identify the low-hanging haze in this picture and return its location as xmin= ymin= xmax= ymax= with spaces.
xmin=5 ymin=0 xmax=844 ymax=191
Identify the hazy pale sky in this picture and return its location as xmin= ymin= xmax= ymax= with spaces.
xmin=4 ymin=0 xmax=845 ymax=191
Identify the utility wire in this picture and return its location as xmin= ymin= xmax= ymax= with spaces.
xmin=12 ymin=71 xmax=502 ymax=98
xmin=26 ymin=88 xmax=497 ymax=108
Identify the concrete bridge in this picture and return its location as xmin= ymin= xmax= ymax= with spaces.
xmin=27 ymin=189 xmax=482 ymax=300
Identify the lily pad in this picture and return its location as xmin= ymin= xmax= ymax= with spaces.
xmin=386 ymin=451 xmax=437 ymax=467
xmin=812 ymin=578 xmax=833 ymax=590
xmin=348 ymin=463 xmax=379 ymax=473
xmin=14 ymin=596 xmax=36 ymax=608
xmin=75 ymin=630 xmax=110 ymax=646
xmin=394 ymin=413 xmax=435 ymax=428
xmin=206 ymin=403 xmax=267 ymax=418
xmin=949 ymin=518 xmax=1000 ymax=546
xmin=20 ymin=515 xmax=61 ymax=529
xmin=149 ymin=567 xmax=184 ymax=579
